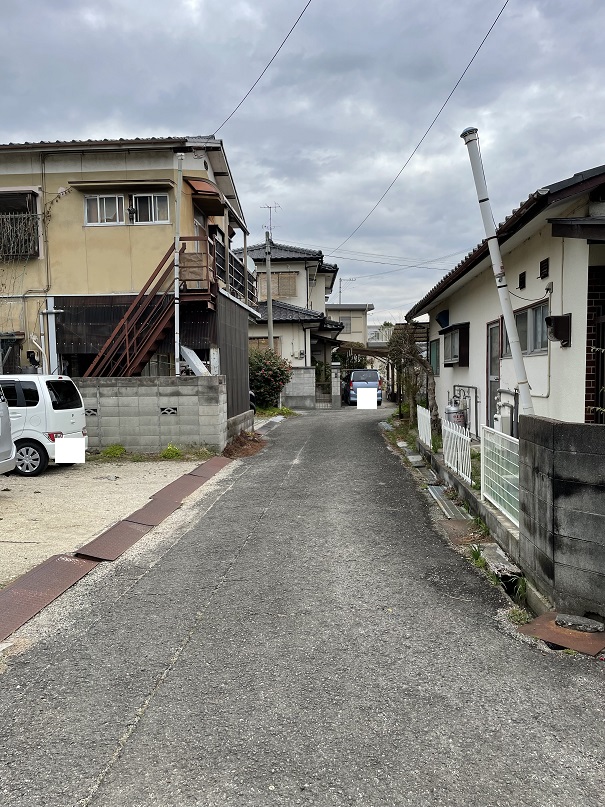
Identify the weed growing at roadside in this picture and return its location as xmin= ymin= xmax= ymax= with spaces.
xmin=88 ymin=444 xmax=215 ymax=463
xmin=487 ymin=570 xmax=502 ymax=587
xmin=507 ymin=606 xmax=531 ymax=625
xmin=509 ymin=574 xmax=527 ymax=605
xmin=468 ymin=544 xmax=487 ymax=569
xmin=255 ymin=406 xmax=298 ymax=418
xmin=101 ymin=444 xmax=126 ymax=459
xmin=472 ymin=516 xmax=490 ymax=538
xmin=160 ymin=443 xmax=183 ymax=460
xmin=470 ymin=450 xmax=481 ymax=490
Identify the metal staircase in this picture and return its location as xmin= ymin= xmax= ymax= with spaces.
xmin=83 ymin=240 xmax=216 ymax=378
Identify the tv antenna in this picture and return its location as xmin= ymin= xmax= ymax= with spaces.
xmin=260 ymin=202 xmax=281 ymax=236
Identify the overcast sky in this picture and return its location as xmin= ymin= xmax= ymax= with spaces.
xmin=1 ymin=0 xmax=603 ymax=322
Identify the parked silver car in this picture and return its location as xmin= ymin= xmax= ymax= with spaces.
xmin=0 ymin=386 xmax=17 ymax=475
xmin=341 ymin=369 xmax=383 ymax=406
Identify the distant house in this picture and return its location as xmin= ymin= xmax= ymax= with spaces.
xmin=240 ymin=240 xmax=342 ymax=367
xmin=406 ymin=163 xmax=605 ymax=435
xmin=325 ymin=303 xmax=374 ymax=346
xmin=238 ymin=241 xmax=344 ymax=408
xmin=0 ymin=136 xmax=257 ymax=420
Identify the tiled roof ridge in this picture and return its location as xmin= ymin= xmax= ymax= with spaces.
xmin=238 ymin=241 xmax=322 ymax=257
xmin=406 ymin=162 xmax=605 ymax=321
xmin=257 ymin=299 xmax=324 ymax=318
xmin=0 ymin=136 xmax=216 ymax=149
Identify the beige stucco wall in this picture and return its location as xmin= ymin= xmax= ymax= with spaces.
xmin=326 ymin=306 xmax=369 ymax=343
xmin=0 ymin=148 xmax=223 ymax=361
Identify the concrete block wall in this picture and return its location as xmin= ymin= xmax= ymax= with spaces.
xmin=519 ymin=415 xmax=605 ymax=619
xmin=282 ymin=367 xmax=316 ymax=409
xmin=75 ymin=376 xmax=229 ymax=453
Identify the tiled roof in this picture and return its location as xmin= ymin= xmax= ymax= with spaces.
xmin=0 ymin=136 xmax=216 ymax=150
xmin=406 ymin=163 xmax=605 ymax=321
xmin=255 ymin=300 xmax=325 ymax=322
xmin=238 ymin=241 xmax=323 ymax=261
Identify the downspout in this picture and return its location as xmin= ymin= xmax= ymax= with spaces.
xmin=243 ymin=231 xmax=248 ymax=305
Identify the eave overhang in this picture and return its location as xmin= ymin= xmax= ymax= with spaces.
xmin=406 ymin=163 xmax=605 ymax=322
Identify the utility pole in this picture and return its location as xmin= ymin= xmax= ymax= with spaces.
xmin=174 ymin=153 xmax=184 ymax=376
xmin=265 ymin=231 xmax=274 ymax=351
xmin=261 ymin=203 xmax=280 ymax=353
xmin=460 ymin=127 xmax=534 ymax=416
xmin=339 ymin=277 xmax=356 ymax=304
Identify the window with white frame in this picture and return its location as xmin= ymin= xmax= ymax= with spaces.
xmin=339 ymin=316 xmax=352 ymax=334
xmin=85 ymin=195 xmax=124 ymax=225
xmin=132 ymin=193 xmax=169 ymax=224
xmin=503 ymin=302 xmax=549 ymax=355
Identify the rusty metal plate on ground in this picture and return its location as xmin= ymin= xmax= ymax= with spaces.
xmin=76 ymin=521 xmax=152 ymax=562
xmin=518 ymin=612 xmax=605 ymax=655
xmin=151 ymin=474 xmax=208 ymax=502
xmin=125 ymin=499 xmax=181 ymax=526
xmin=0 ymin=555 xmax=98 ymax=642
xmin=189 ymin=456 xmax=231 ymax=477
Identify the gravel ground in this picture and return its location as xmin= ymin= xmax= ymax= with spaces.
xmin=0 ymin=458 xmax=202 ymax=588
xmin=0 ymin=416 xmax=270 ymax=589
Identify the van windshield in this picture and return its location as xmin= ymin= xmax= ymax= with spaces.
xmin=46 ymin=380 xmax=82 ymax=411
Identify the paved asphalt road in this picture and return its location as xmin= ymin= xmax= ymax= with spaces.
xmin=1 ymin=405 xmax=603 ymax=806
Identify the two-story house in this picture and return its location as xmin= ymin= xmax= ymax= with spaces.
xmin=237 ymin=241 xmax=343 ymax=408
xmin=0 ymin=136 xmax=257 ymax=420
xmin=240 ymin=241 xmax=343 ymax=366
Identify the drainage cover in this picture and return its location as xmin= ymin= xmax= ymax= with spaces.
xmin=0 ymin=555 xmax=98 ymax=642
xmin=76 ymin=521 xmax=152 ymax=562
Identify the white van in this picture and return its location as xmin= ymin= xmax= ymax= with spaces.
xmin=0 ymin=387 xmax=17 ymax=475
xmin=0 ymin=375 xmax=87 ymax=477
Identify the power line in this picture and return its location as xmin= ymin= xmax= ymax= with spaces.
xmin=212 ymin=1 xmax=313 ymax=136
xmin=326 ymin=0 xmax=511 ymax=256
xmin=280 ymin=239 xmax=466 ymax=264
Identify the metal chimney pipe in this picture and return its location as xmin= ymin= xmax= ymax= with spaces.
xmin=460 ymin=127 xmax=534 ymax=416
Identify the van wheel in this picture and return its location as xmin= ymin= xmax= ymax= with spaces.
xmin=14 ymin=440 xmax=49 ymax=477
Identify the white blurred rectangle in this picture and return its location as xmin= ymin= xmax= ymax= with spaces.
xmin=55 ymin=437 xmax=86 ymax=464
xmin=357 ymin=388 xmax=377 ymax=409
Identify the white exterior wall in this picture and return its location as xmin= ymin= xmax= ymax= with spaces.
xmin=248 ymin=320 xmax=309 ymax=367
xmin=308 ymin=274 xmax=329 ymax=314
xmin=429 ymin=222 xmax=591 ymax=427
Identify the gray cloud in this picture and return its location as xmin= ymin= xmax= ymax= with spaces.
xmin=1 ymin=0 xmax=604 ymax=318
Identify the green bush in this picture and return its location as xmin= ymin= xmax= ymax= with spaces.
xmin=101 ymin=444 xmax=126 ymax=458
xmin=160 ymin=443 xmax=183 ymax=460
xmin=249 ymin=349 xmax=293 ymax=408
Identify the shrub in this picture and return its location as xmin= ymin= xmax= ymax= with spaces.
xmin=249 ymin=349 xmax=293 ymax=408
xmin=101 ymin=444 xmax=126 ymax=458
xmin=160 ymin=443 xmax=183 ymax=459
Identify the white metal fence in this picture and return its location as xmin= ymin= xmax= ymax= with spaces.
xmin=442 ymin=419 xmax=472 ymax=484
xmin=417 ymin=405 xmax=432 ymax=447
xmin=481 ymin=426 xmax=519 ymax=527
